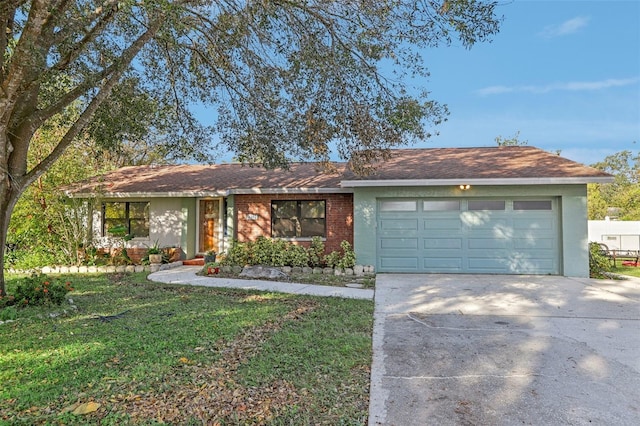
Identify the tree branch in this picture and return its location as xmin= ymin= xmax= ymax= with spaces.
xmin=21 ymin=15 xmax=165 ymax=190
xmin=0 ymin=0 xmax=50 ymax=122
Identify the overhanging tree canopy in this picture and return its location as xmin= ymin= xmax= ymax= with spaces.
xmin=0 ymin=0 xmax=501 ymax=294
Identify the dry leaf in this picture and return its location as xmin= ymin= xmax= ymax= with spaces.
xmin=72 ymin=401 xmax=101 ymax=415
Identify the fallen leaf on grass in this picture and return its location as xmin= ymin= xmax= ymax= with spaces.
xmin=72 ymin=401 xmax=101 ymax=415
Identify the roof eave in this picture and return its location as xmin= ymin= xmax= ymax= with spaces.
xmin=66 ymin=187 xmax=352 ymax=198
xmin=339 ymin=177 xmax=615 ymax=187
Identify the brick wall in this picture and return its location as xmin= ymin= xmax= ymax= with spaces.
xmin=234 ymin=193 xmax=353 ymax=253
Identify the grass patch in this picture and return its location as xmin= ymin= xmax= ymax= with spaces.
xmin=0 ymin=272 xmax=373 ymax=424
xmin=612 ymin=265 xmax=640 ymax=278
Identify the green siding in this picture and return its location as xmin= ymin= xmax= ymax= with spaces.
xmin=181 ymin=198 xmax=197 ymax=259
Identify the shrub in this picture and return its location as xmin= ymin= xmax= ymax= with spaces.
xmin=337 ymin=240 xmax=356 ymax=269
xmin=324 ymin=250 xmax=341 ymax=268
xmin=221 ymin=240 xmax=249 ymax=266
xmin=0 ymin=305 xmax=17 ymax=321
xmin=285 ymin=244 xmax=310 ymax=267
xmin=10 ymin=273 xmax=74 ymax=307
xmin=270 ymin=239 xmax=289 ymax=266
xmin=221 ymin=238 xmax=357 ymax=269
xmin=247 ymin=236 xmax=274 ymax=265
xmin=323 ymin=240 xmax=356 ymax=269
xmin=308 ymin=237 xmax=325 ymax=267
xmin=5 ymin=247 xmax=61 ymax=270
xmin=589 ymin=242 xmax=612 ymax=278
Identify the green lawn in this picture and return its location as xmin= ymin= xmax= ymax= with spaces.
xmin=0 ymin=272 xmax=373 ymax=425
xmin=613 ymin=265 xmax=640 ymax=278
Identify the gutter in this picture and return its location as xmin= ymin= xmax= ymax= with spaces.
xmin=339 ymin=176 xmax=615 ymax=187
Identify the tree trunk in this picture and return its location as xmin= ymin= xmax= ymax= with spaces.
xmin=0 ymin=177 xmax=20 ymax=296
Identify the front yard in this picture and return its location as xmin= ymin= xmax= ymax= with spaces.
xmin=0 ymin=272 xmax=373 ymax=425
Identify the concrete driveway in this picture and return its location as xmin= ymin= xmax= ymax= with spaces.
xmin=369 ymin=274 xmax=640 ymax=425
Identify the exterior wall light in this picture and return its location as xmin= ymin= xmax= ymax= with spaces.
xmin=459 ymin=184 xmax=471 ymax=190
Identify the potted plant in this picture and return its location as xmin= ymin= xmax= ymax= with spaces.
xmin=204 ymin=250 xmax=217 ymax=263
xmin=206 ymin=262 xmax=220 ymax=275
xmin=147 ymin=241 xmax=163 ymax=264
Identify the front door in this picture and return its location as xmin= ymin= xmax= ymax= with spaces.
xmin=199 ymin=199 xmax=220 ymax=253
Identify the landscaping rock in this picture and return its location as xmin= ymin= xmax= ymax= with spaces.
xmin=59 ymin=266 xmax=69 ymax=273
xmin=312 ymin=267 xmax=323 ymax=274
xmin=344 ymin=268 xmax=354 ymax=276
xmin=115 ymin=266 xmax=126 ymax=273
xmin=291 ymin=266 xmax=303 ymax=274
xmin=149 ymin=264 xmax=160 ymax=273
xmin=68 ymin=266 xmax=79 ymax=273
xmin=78 ymin=266 xmax=88 ymax=273
xmin=239 ymin=265 xmax=289 ymax=280
xmin=232 ymin=265 xmax=243 ymax=274
xmin=282 ymin=266 xmax=292 ymax=274
xmin=353 ymin=265 xmax=364 ymax=276
xmin=106 ymin=266 xmax=116 ymax=273
xmin=323 ymin=267 xmax=334 ymax=275
xmin=42 ymin=266 xmax=51 ymax=273
xmin=222 ymin=266 xmax=232 ymax=273
xmin=88 ymin=266 xmax=97 ymax=273
xmin=334 ymin=268 xmax=343 ymax=276
xmin=125 ymin=265 xmax=136 ymax=273
xmin=302 ymin=266 xmax=313 ymax=274
xmin=134 ymin=265 xmax=144 ymax=273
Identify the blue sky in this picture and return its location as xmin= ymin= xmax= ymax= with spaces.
xmin=200 ymin=0 xmax=639 ymax=167
xmin=418 ymin=0 xmax=640 ymax=166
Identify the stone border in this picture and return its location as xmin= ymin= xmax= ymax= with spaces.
xmin=7 ymin=262 xmax=376 ymax=276
xmin=6 ymin=261 xmax=185 ymax=275
xmin=222 ymin=264 xmax=375 ymax=277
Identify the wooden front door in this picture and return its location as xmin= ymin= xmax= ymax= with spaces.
xmin=199 ymin=199 xmax=220 ymax=253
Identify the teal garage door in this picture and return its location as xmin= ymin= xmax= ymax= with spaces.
xmin=377 ymin=198 xmax=560 ymax=274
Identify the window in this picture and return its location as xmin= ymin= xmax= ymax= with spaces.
xmin=468 ymin=200 xmax=505 ymax=211
xmin=103 ymin=202 xmax=149 ymax=238
xmin=272 ymin=200 xmax=325 ymax=238
xmin=380 ymin=201 xmax=417 ymax=212
xmin=513 ymin=200 xmax=552 ymax=210
xmin=423 ymin=200 xmax=460 ymax=211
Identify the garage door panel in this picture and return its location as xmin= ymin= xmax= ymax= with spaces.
xmin=468 ymin=238 xmax=509 ymax=249
xmin=468 ymin=257 xmax=508 ymax=271
xmin=514 ymin=238 xmax=555 ymax=250
xmin=505 ymin=257 xmax=556 ymax=273
xmin=380 ymin=257 xmax=419 ymax=270
xmin=423 ymin=258 xmax=463 ymax=271
xmin=514 ymin=218 xmax=554 ymax=230
xmin=379 ymin=219 xmax=418 ymax=231
xmin=380 ymin=237 xmax=419 ymax=249
xmin=423 ymin=238 xmax=463 ymax=249
xmin=423 ymin=218 xmax=462 ymax=230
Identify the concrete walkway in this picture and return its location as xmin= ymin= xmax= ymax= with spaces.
xmin=148 ymin=265 xmax=374 ymax=300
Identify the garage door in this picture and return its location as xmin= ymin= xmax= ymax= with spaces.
xmin=377 ymin=198 xmax=560 ymax=274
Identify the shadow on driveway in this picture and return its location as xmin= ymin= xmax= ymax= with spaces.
xmin=369 ymin=274 xmax=640 ymax=425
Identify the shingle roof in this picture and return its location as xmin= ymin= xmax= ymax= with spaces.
xmin=66 ymin=146 xmax=612 ymax=197
xmin=342 ymin=146 xmax=612 ymax=181
xmin=66 ymin=162 xmax=347 ymax=196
